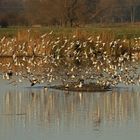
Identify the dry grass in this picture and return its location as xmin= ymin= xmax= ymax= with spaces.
xmin=0 ymin=28 xmax=139 ymax=59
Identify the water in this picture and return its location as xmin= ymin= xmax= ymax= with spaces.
xmin=0 ymin=80 xmax=140 ymax=140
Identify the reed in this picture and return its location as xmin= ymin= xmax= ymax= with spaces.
xmin=0 ymin=29 xmax=139 ymax=59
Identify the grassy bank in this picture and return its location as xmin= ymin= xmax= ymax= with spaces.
xmin=0 ymin=23 xmax=140 ymax=38
xmin=0 ymin=26 xmax=140 ymax=58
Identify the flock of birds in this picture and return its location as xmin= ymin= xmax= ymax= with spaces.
xmin=0 ymin=32 xmax=140 ymax=90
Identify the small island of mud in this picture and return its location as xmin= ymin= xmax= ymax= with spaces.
xmin=50 ymin=82 xmax=111 ymax=92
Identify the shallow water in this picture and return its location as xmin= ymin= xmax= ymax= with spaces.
xmin=0 ymin=80 xmax=140 ymax=140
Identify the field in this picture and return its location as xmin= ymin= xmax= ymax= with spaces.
xmin=0 ymin=23 xmax=140 ymax=38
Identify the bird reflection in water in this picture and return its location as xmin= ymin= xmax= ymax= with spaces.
xmin=1 ymin=88 xmax=140 ymax=131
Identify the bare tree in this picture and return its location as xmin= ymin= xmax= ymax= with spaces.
xmin=0 ymin=0 xmax=140 ymax=26
xmin=125 ymin=0 xmax=140 ymax=23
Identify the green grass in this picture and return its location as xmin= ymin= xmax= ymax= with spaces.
xmin=0 ymin=27 xmax=18 ymax=37
xmin=0 ymin=23 xmax=140 ymax=38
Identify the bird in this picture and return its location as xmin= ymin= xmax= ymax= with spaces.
xmin=29 ymin=78 xmax=40 ymax=86
xmin=7 ymin=70 xmax=13 ymax=78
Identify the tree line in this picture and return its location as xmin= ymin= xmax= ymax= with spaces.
xmin=0 ymin=0 xmax=140 ymax=27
